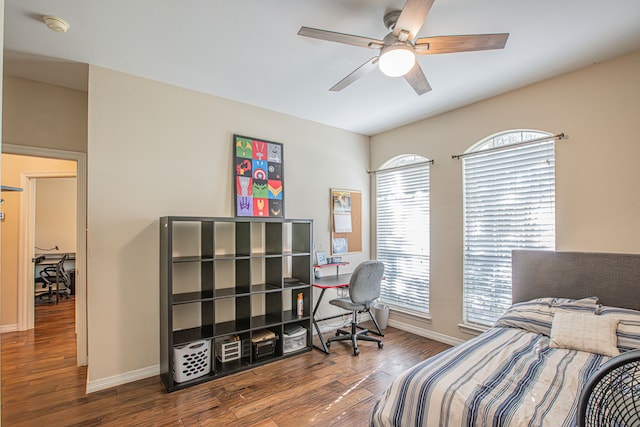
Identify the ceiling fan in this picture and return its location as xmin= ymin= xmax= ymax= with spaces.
xmin=298 ymin=0 xmax=509 ymax=95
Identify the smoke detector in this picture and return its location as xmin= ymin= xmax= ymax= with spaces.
xmin=42 ymin=15 xmax=70 ymax=33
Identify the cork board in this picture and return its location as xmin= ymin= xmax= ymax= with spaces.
xmin=330 ymin=189 xmax=362 ymax=254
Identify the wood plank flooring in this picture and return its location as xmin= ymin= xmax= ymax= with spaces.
xmin=2 ymin=300 xmax=450 ymax=426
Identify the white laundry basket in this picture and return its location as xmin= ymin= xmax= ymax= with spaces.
xmin=173 ymin=339 xmax=211 ymax=383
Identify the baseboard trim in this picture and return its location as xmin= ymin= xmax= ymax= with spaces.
xmin=387 ymin=318 xmax=465 ymax=347
xmin=312 ymin=313 xmax=465 ymax=347
xmin=0 ymin=324 xmax=18 ymax=333
xmin=86 ymin=364 xmax=159 ymax=394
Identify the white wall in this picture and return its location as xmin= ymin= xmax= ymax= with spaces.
xmin=370 ymin=50 xmax=640 ymax=341
xmin=35 ymin=177 xmax=77 ymax=253
xmin=86 ymin=66 xmax=370 ymax=387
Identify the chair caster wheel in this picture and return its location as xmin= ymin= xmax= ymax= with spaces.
xmin=378 ymin=342 xmax=384 ymax=349
xmin=354 ymin=349 xmax=360 ymax=356
xmin=326 ymin=342 xmax=331 ymax=348
xmin=335 ymin=332 xmax=341 ymax=337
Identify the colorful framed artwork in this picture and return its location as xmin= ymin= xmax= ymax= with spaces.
xmin=234 ymin=134 xmax=284 ymax=217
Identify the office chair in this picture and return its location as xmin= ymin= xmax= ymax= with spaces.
xmin=325 ymin=260 xmax=385 ymax=356
xmin=35 ymin=254 xmax=71 ymax=303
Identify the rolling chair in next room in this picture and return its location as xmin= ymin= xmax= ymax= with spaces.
xmin=35 ymin=254 xmax=71 ymax=303
xmin=326 ymin=260 xmax=385 ymax=356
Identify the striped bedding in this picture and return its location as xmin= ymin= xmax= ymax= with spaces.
xmin=371 ymin=313 xmax=610 ymax=426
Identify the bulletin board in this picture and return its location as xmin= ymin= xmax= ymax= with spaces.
xmin=330 ymin=189 xmax=362 ymax=255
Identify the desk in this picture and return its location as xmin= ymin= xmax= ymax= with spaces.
xmin=312 ymin=273 xmax=351 ymax=353
xmin=34 ymin=252 xmax=76 ymax=260
xmin=314 ymin=262 xmax=349 ymax=278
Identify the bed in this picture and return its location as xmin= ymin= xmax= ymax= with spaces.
xmin=371 ymin=250 xmax=640 ymax=426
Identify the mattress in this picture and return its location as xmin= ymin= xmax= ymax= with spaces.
xmin=370 ymin=326 xmax=608 ymax=426
xmin=371 ymin=297 xmax=640 ymax=427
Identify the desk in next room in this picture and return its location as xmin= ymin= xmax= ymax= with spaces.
xmin=312 ymin=273 xmax=351 ymax=354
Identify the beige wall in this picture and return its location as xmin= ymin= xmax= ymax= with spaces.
xmin=35 ymin=177 xmax=77 ymax=253
xmin=2 ymin=75 xmax=87 ymax=152
xmin=0 ymin=154 xmax=76 ymax=327
xmin=86 ymin=66 xmax=370 ymax=384
xmin=1 ymin=73 xmax=84 ymax=332
xmin=370 ymin=50 xmax=640 ymax=341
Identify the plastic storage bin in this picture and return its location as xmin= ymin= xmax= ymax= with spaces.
xmin=252 ymin=330 xmax=277 ymax=360
xmin=173 ymin=339 xmax=211 ymax=383
xmin=215 ymin=337 xmax=241 ymax=363
xmin=283 ymin=325 xmax=307 ymax=354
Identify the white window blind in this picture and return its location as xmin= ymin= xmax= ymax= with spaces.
xmin=376 ymin=160 xmax=430 ymax=314
xmin=463 ymin=132 xmax=555 ymax=326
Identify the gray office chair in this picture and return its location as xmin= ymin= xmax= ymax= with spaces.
xmin=35 ymin=254 xmax=71 ymax=303
xmin=326 ymin=260 xmax=385 ymax=356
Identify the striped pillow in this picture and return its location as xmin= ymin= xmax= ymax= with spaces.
xmin=596 ymin=305 xmax=640 ymax=352
xmin=495 ymin=297 xmax=599 ymax=336
xmin=551 ymin=296 xmax=600 ymax=313
xmin=494 ymin=300 xmax=554 ymax=336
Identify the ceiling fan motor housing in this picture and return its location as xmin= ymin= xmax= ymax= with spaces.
xmin=383 ymin=10 xmax=401 ymax=31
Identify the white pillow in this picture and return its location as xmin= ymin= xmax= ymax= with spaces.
xmin=549 ymin=312 xmax=620 ymax=357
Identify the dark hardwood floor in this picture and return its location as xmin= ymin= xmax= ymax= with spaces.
xmin=2 ymin=300 xmax=450 ymax=426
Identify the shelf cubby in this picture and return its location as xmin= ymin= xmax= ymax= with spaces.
xmin=281 ymin=287 xmax=311 ymax=323
xmin=251 ymin=292 xmax=283 ymax=329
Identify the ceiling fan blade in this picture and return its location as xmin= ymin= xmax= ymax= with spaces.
xmin=298 ymin=27 xmax=384 ymax=49
xmin=403 ymin=62 xmax=431 ymax=95
xmin=393 ymin=0 xmax=435 ymax=41
xmin=414 ymin=33 xmax=509 ymax=55
xmin=330 ymin=57 xmax=379 ymax=92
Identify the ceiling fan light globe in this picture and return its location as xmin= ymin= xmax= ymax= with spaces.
xmin=379 ymin=44 xmax=415 ymax=77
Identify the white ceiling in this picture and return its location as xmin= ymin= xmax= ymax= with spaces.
xmin=4 ymin=0 xmax=640 ymax=136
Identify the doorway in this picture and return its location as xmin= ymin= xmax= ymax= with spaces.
xmin=1 ymin=144 xmax=87 ymax=365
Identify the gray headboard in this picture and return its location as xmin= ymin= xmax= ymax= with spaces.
xmin=512 ymin=250 xmax=640 ymax=311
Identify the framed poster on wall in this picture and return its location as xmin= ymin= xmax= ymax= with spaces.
xmin=234 ymin=134 xmax=284 ymax=217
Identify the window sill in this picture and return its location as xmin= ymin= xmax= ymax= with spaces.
xmin=458 ymin=322 xmax=489 ymax=336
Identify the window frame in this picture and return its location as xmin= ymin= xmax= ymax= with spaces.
xmin=462 ymin=130 xmax=556 ymax=327
xmin=375 ymin=155 xmax=431 ymax=316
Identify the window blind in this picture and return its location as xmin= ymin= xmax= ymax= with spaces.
xmin=463 ymin=139 xmax=555 ymax=326
xmin=376 ymin=163 xmax=430 ymax=314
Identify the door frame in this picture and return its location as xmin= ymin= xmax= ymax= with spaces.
xmin=3 ymin=143 xmax=88 ymax=366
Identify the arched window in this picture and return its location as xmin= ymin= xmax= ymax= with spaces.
xmin=463 ymin=130 xmax=555 ymax=326
xmin=376 ymin=154 xmax=430 ymax=314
